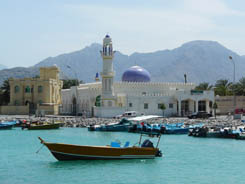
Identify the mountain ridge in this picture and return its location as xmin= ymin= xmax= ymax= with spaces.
xmin=0 ymin=40 xmax=244 ymax=85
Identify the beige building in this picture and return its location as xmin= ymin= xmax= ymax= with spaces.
xmin=216 ymin=96 xmax=245 ymax=115
xmin=0 ymin=66 xmax=63 ymax=115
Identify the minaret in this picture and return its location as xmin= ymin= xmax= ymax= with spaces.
xmin=100 ymin=35 xmax=116 ymax=107
xmin=95 ymin=72 xmax=100 ymax=82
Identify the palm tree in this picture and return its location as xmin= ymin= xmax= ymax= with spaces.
xmin=195 ymin=82 xmax=213 ymax=90
xmin=0 ymin=79 xmax=10 ymax=105
xmin=234 ymin=77 xmax=245 ymax=96
xmin=214 ymin=79 xmax=232 ymax=96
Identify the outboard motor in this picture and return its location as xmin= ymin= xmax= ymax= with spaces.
xmin=156 ymin=150 xmax=162 ymax=157
xmin=160 ymin=126 xmax=166 ymax=134
xmin=141 ymin=139 xmax=154 ymax=148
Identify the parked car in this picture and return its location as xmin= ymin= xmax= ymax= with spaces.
xmin=188 ymin=111 xmax=212 ymax=119
xmin=122 ymin=111 xmax=137 ymax=117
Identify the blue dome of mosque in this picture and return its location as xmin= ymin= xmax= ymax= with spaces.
xmin=122 ymin=66 xmax=151 ymax=82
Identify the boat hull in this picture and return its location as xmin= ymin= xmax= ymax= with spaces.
xmin=28 ymin=123 xmax=61 ymax=130
xmin=0 ymin=125 xmax=13 ymax=130
xmin=164 ymin=128 xmax=189 ymax=134
xmin=43 ymin=142 xmax=159 ymax=161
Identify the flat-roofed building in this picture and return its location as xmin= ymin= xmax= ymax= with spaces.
xmin=0 ymin=66 xmax=63 ymax=115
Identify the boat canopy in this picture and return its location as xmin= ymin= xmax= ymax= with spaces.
xmin=128 ymin=115 xmax=161 ymax=121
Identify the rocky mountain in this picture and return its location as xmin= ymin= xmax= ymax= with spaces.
xmin=0 ymin=67 xmax=39 ymax=84
xmin=0 ymin=64 xmax=7 ymax=70
xmin=0 ymin=40 xmax=245 ymax=85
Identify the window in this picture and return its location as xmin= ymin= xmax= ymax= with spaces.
xmin=25 ymin=86 xmax=30 ymax=93
xmin=14 ymin=86 xmax=19 ymax=93
xmin=144 ymin=103 xmax=148 ymax=109
xmin=169 ymin=103 xmax=173 ymax=108
xmin=142 ymin=92 xmax=146 ymax=96
xmin=129 ymin=103 xmax=133 ymax=107
xmin=38 ymin=86 xmax=43 ymax=93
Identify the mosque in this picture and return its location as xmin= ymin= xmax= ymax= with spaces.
xmin=61 ymin=35 xmax=214 ymax=117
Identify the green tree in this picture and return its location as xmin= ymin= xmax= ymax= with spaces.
xmin=214 ymin=79 xmax=232 ymax=96
xmin=0 ymin=79 xmax=10 ymax=105
xmin=62 ymin=79 xmax=79 ymax=89
xmin=195 ymin=82 xmax=213 ymax=90
xmin=159 ymin=103 xmax=166 ymax=117
xmin=233 ymin=77 xmax=245 ymax=96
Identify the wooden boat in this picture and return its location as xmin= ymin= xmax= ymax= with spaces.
xmin=23 ymin=122 xmax=61 ymax=130
xmin=38 ymin=133 xmax=162 ymax=161
xmin=88 ymin=118 xmax=132 ymax=132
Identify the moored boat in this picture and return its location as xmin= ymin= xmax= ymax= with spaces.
xmin=0 ymin=121 xmax=17 ymax=130
xmin=163 ymin=123 xmax=189 ymax=134
xmin=88 ymin=118 xmax=132 ymax=132
xmin=23 ymin=122 xmax=62 ymax=130
xmin=189 ymin=126 xmax=241 ymax=139
xmin=0 ymin=124 xmax=13 ymax=130
xmin=38 ymin=133 xmax=162 ymax=161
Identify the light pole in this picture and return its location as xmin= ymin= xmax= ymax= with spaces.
xmin=228 ymin=56 xmax=236 ymax=114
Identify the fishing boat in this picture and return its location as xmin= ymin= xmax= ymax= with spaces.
xmin=163 ymin=123 xmax=189 ymax=134
xmin=0 ymin=123 xmax=13 ymax=129
xmin=0 ymin=121 xmax=17 ymax=130
xmin=128 ymin=123 xmax=165 ymax=134
xmin=23 ymin=122 xmax=62 ymax=130
xmin=38 ymin=133 xmax=162 ymax=161
xmin=190 ymin=126 xmax=240 ymax=139
xmin=88 ymin=118 xmax=132 ymax=132
xmin=127 ymin=115 xmax=164 ymax=134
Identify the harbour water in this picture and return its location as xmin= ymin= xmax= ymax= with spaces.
xmin=1 ymin=128 xmax=245 ymax=184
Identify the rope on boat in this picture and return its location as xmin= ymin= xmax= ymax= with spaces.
xmin=36 ymin=144 xmax=44 ymax=154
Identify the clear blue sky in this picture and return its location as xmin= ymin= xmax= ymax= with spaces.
xmin=1 ymin=0 xmax=245 ymax=68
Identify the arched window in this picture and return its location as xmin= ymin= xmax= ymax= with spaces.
xmin=14 ymin=86 xmax=19 ymax=93
xmin=38 ymin=86 xmax=43 ymax=93
xmin=25 ymin=86 xmax=30 ymax=93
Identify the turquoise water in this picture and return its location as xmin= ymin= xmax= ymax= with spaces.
xmin=1 ymin=128 xmax=245 ymax=184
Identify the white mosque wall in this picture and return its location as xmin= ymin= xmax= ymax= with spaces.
xmin=126 ymin=95 xmax=177 ymax=117
xmin=93 ymin=106 xmax=125 ymax=118
xmin=60 ymin=81 xmax=214 ymax=117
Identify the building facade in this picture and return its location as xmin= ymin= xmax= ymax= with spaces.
xmin=0 ymin=66 xmax=63 ymax=115
xmin=60 ymin=35 xmax=214 ymax=117
xmin=215 ymin=96 xmax=245 ymax=115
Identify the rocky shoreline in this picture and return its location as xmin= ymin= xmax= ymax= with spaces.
xmin=0 ymin=115 xmax=244 ymax=128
